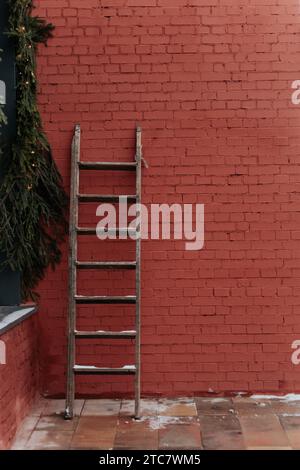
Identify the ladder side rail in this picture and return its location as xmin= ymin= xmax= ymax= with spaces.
xmin=135 ymin=126 xmax=142 ymax=419
xmin=65 ymin=124 xmax=81 ymax=419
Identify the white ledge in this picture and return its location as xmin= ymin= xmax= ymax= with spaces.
xmin=0 ymin=305 xmax=37 ymax=335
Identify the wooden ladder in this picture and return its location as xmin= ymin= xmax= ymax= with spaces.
xmin=64 ymin=125 xmax=142 ymax=419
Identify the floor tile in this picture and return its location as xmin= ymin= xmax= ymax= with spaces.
xmin=36 ymin=415 xmax=79 ymax=432
xmin=71 ymin=416 xmax=117 ymax=450
xmin=10 ymin=415 xmax=40 ymax=450
xmin=263 ymin=399 xmax=300 ymax=416
xmin=158 ymin=398 xmax=197 ymax=417
xmin=158 ymin=417 xmax=202 ymax=450
xmin=199 ymin=414 xmax=245 ymax=450
xmin=195 ymin=397 xmax=234 ymax=415
xmin=42 ymin=399 xmax=84 ymax=417
xmin=25 ymin=430 xmax=73 ymax=450
xmin=82 ymin=399 xmax=121 ymax=417
xmin=279 ymin=416 xmax=300 ymax=449
xmin=120 ymin=399 xmax=158 ymax=417
xmin=30 ymin=398 xmax=48 ymax=417
xmin=233 ymin=397 xmax=273 ymax=416
xmin=114 ymin=416 xmax=159 ymax=450
xmin=239 ymin=413 xmax=290 ymax=449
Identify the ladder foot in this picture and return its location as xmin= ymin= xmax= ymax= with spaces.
xmin=64 ymin=408 xmax=73 ymax=420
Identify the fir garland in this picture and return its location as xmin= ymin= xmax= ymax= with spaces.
xmin=0 ymin=0 xmax=68 ymax=300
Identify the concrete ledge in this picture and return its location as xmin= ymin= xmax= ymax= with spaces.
xmin=0 ymin=305 xmax=37 ymax=335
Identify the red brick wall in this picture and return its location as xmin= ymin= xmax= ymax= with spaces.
xmin=0 ymin=316 xmax=39 ymax=449
xmin=35 ymin=0 xmax=300 ymax=397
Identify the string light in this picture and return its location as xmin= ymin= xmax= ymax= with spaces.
xmin=0 ymin=0 xmax=68 ymax=300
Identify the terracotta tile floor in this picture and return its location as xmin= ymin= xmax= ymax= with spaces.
xmin=11 ymin=395 xmax=300 ymax=450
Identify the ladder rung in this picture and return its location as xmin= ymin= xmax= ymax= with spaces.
xmin=75 ymin=330 xmax=136 ymax=339
xmin=78 ymin=194 xmax=137 ymax=203
xmin=79 ymin=162 xmax=137 ymax=171
xmin=75 ymin=295 xmax=137 ymax=304
xmin=76 ymin=261 xmax=136 ymax=270
xmin=74 ymin=365 xmax=136 ymax=375
xmin=76 ymin=227 xmax=137 ymax=236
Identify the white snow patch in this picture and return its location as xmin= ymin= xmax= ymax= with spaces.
xmin=251 ymin=394 xmax=300 ymax=402
xmin=142 ymin=400 xmax=160 ymax=414
xmin=141 ymin=416 xmax=194 ymax=430
xmin=157 ymin=397 xmax=195 ymax=413
xmin=121 ymin=399 xmax=158 ymax=415
xmin=157 ymin=403 xmax=168 ymax=413
xmin=75 ymin=365 xmax=98 ymax=369
xmin=201 ymin=398 xmax=228 ymax=404
xmin=159 ymin=397 xmax=194 ymax=405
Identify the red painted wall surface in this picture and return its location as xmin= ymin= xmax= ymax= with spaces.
xmin=0 ymin=316 xmax=39 ymax=449
xmin=35 ymin=0 xmax=300 ymax=397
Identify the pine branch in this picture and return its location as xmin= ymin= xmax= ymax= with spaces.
xmin=0 ymin=0 xmax=68 ymax=300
